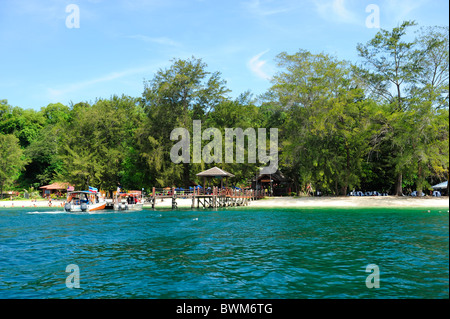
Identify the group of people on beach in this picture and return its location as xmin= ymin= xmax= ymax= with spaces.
xmin=349 ymin=189 xmax=443 ymax=197
xmin=349 ymin=190 xmax=389 ymax=196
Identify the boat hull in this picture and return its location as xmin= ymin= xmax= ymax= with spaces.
xmin=114 ymin=203 xmax=143 ymax=211
xmin=65 ymin=202 xmax=106 ymax=212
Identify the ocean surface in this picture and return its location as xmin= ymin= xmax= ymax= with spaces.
xmin=0 ymin=206 xmax=448 ymax=299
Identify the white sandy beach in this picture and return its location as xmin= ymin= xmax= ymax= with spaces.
xmin=0 ymin=199 xmax=66 ymax=208
xmin=1 ymin=196 xmax=448 ymax=209
xmin=246 ymin=196 xmax=449 ymax=208
xmin=144 ymin=196 xmax=449 ymax=209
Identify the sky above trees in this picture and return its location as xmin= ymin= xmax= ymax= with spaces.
xmin=1 ymin=0 xmax=448 ymax=110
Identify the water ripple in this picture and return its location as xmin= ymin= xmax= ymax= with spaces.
xmin=0 ymin=207 xmax=448 ymax=298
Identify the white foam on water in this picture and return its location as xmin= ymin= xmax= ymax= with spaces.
xmin=27 ymin=210 xmax=66 ymax=214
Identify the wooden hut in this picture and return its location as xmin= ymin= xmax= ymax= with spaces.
xmin=196 ymin=166 xmax=235 ymax=190
xmin=39 ymin=182 xmax=72 ymax=198
xmin=251 ymin=169 xmax=292 ymax=196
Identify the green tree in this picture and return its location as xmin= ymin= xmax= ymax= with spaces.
xmin=357 ymin=21 xmax=420 ymax=195
xmin=357 ymin=22 xmax=449 ymax=195
xmin=57 ymin=96 xmax=142 ymax=192
xmin=141 ymin=57 xmax=229 ymax=187
xmin=0 ymin=100 xmax=45 ymax=147
xmin=268 ymin=50 xmax=375 ymax=195
xmin=410 ymin=25 xmax=449 ymax=194
xmin=205 ymin=92 xmax=262 ymax=186
xmin=22 ymin=103 xmax=71 ymax=186
xmin=0 ymin=134 xmax=27 ymax=198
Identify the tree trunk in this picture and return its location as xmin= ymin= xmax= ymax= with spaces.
xmin=447 ymin=168 xmax=449 ymax=197
xmin=417 ymin=163 xmax=423 ymax=196
xmin=183 ymin=163 xmax=190 ymax=188
xmin=395 ymin=172 xmax=403 ymax=196
xmin=396 ymin=84 xmax=402 ymax=111
xmin=343 ymin=144 xmax=350 ymax=196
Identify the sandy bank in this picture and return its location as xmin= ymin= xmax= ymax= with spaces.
xmin=0 ymin=200 xmax=66 ymax=208
xmin=1 ymin=196 xmax=448 ymax=209
xmin=143 ymin=196 xmax=448 ymax=209
xmin=246 ymin=196 xmax=449 ymax=208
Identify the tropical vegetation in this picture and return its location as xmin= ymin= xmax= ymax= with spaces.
xmin=0 ymin=22 xmax=448 ymax=197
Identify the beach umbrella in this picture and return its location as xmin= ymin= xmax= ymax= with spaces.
xmin=431 ymin=181 xmax=448 ymax=189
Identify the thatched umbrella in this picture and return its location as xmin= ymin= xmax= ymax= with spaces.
xmin=196 ymin=166 xmax=235 ymax=190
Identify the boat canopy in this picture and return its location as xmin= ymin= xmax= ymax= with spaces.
xmin=431 ymin=181 xmax=448 ymax=189
xmin=118 ymin=192 xmax=139 ymax=197
xmin=68 ymin=191 xmax=98 ymax=195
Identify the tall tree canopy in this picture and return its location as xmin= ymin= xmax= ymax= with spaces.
xmin=356 ymin=22 xmax=449 ymax=195
xmin=139 ymin=57 xmax=230 ymax=188
xmin=267 ymin=50 xmax=376 ymax=195
xmin=0 ymin=134 xmax=27 ymax=198
xmin=0 ymin=22 xmax=447 ymax=197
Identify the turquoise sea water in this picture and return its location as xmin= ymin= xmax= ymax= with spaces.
xmin=0 ymin=206 xmax=448 ymax=299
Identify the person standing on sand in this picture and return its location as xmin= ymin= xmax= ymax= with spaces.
xmin=48 ymin=197 xmax=52 ymax=207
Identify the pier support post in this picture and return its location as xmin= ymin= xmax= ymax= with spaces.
xmin=152 ymin=187 xmax=156 ymax=209
xmin=172 ymin=187 xmax=177 ymax=210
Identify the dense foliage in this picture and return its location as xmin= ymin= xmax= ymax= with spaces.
xmin=1 ymin=22 xmax=448 ymax=196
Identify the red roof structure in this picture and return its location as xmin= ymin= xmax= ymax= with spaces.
xmin=39 ymin=182 xmax=73 ymax=197
xmin=40 ymin=182 xmax=71 ymax=190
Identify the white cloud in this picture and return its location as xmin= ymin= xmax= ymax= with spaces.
xmin=248 ymin=50 xmax=271 ymax=80
xmin=243 ymin=0 xmax=291 ymax=17
xmin=314 ymin=0 xmax=361 ymax=25
xmin=383 ymin=0 xmax=429 ymax=25
xmin=8 ymin=0 xmax=64 ymax=26
xmin=10 ymin=0 xmax=97 ymax=25
xmin=117 ymin=0 xmax=172 ymax=12
xmin=47 ymin=65 xmax=157 ymax=100
xmin=128 ymin=34 xmax=181 ymax=47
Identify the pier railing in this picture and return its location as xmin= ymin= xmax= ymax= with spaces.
xmin=147 ymin=186 xmax=264 ymax=209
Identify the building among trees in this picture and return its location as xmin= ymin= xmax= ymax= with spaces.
xmin=39 ymin=182 xmax=72 ymax=198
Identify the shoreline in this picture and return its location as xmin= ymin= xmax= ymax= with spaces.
xmin=1 ymin=196 xmax=448 ymax=209
xmin=0 ymin=200 xmax=66 ymax=209
xmin=245 ymin=196 xmax=449 ymax=208
xmin=154 ymin=196 xmax=449 ymax=209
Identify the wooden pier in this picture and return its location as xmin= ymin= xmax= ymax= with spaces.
xmin=147 ymin=187 xmax=264 ymax=209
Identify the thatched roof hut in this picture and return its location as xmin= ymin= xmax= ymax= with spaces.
xmin=39 ymin=182 xmax=72 ymax=197
xmin=196 ymin=166 xmax=234 ymax=189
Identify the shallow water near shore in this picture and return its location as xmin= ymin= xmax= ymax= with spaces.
xmin=0 ymin=207 xmax=448 ymax=299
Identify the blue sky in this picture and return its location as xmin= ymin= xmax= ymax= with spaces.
xmin=1 ymin=0 xmax=448 ymax=110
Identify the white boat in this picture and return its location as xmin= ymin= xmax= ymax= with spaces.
xmin=114 ymin=192 xmax=143 ymax=211
xmin=64 ymin=190 xmax=106 ymax=212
